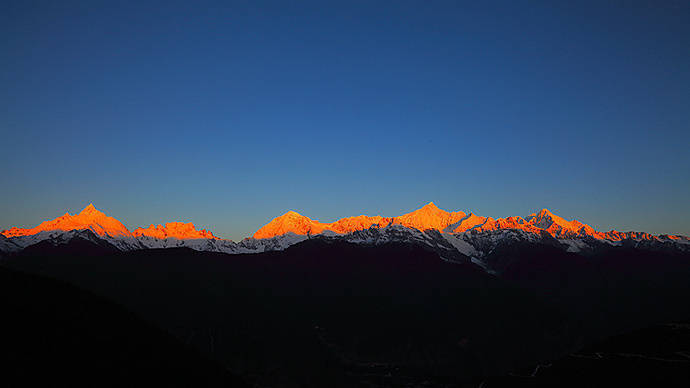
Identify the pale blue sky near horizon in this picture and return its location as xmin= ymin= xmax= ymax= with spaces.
xmin=2 ymin=1 xmax=689 ymax=240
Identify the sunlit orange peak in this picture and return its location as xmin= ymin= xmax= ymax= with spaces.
xmin=526 ymin=208 xmax=590 ymax=236
xmin=1 ymin=204 xmax=132 ymax=238
xmin=252 ymin=209 xmax=395 ymax=239
xmin=252 ymin=202 xmax=471 ymax=239
xmin=249 ymin=203 xmax=657 ymax=242
xmin=252 ymin=211 xmax=326 ymax=239
xmin=133 ymin=222 xmax=218 ymax=240
xmin=394 ymin=202 xmax=466 ymax=231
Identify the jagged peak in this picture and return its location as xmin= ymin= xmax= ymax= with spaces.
xmin=423 ymin=201 xmax=438 ymax=209
xmin=1 ymin=203 xmax=131 ymax=238
xmin=78 ymin=203 xmax=106 ymax=218
xmin=133 ymin=221 xmax=218 ymax=240
xmin=537 ymin=208 xmax=554 ymax=217
xmin=524 ymin=208 xmax=598 ymax=237
xmin=414 ymin=201 xmax=443 ymax=213
xmin=3 ymin=203 xmax=681 ymax=247
xmin=403 ymin=201 xmax=446 ymax=215
xmin=394 ymin=202 xmax=465 ymax=231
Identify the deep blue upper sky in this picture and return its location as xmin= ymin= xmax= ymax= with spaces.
xmin=2 ymin=1 xmax=689 ymax=240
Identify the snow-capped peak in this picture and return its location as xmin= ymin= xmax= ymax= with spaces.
xmin=2 ymin=202 xmax=688 ymax=259
xmin=393 ymin=202 xmax=466 ymax=231
xmin=1 ymin=204 xmax=132 ymax=238
xmin=80 ymin=203 xmax=103 ymax=217
xmin=253 ymin=211 xmax=322 ymax=239
xmin=133 ymin=222 xmax=218 ymax=240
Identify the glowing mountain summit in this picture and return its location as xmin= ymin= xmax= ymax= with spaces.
xmin=1 ymin=204 xmax=132 ymax=238
xmin=248 ymin=202 xmax=686 ymax=244
xmin=393 ymin=202 xmax=466 ymax=231
xmin=252 ymin=211 xmax=392 ymax=239
xmin=2 ymin=202 xmax=687 ymax=258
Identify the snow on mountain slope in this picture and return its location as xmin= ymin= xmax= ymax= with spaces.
xmin=253 ymin=202 xmax=464 ymax=239
xmin=392 ymin=202 xmax=465 ymax=231
xmin=525 ymin=209 xmax=588 ymax=237
xmin=133 ymin=222 xmax=218 ymax=240
xmin=447 ymin=213 xmax=488 ymax=233
xmin=252 ymin=211 xmax=393 ymax=239
xmin=2 ymin=204 xmax=132 ymax=238
xmin=252 ymin=211 xmax=327 ymax=239
xmin=2 ymin=203 xmax=688 ymax=263
xmin=441 ymin=233 xmax=481 ymax=257
xmin=5 ymin=229 xmax=142 ymax=252
xmin=249 ymin=203 xmax=688 ymax=249
xmin=134 ymin=232 xmax=307 ymax=254
xmin=0 ymin=234 xmax=22 ymax=254
xmin=0 ymin=205 xmax=310 ymax=255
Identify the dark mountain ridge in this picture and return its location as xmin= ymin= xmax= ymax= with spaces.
xmin=0 ymin=264 xmax=248 ymax=388
xmin=3 ymin=235 xmax=689 ymax=386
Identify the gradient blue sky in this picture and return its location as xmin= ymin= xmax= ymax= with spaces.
xmin=2 ymin=1 xmax=689 ymax=240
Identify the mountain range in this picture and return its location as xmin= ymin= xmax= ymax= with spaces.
xmin=2 ymin=203 xmax=688 ymax=272
xmin=3 ymin=203 xmax=690 ymax=387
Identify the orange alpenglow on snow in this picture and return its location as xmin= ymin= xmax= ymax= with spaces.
xmin=3 ymin=202 xmax=683 ymax=243
xmin=1 ymin=204 xmax=132 ymax=238
xmin=252 ymin=202 xmax=473 ymax=239
xmin=448 ymin=213 xmax=488 ymax=233
xmin=133 ymin=222 xmax=218 ymax=240
xmin=249 ymin=202 xmax=657 ymax=241
xmin=251 ymin=203 xmax=561 ymax=239
xmin=393 ymin=202 xmax=466 ymax=231
xmin=328 ymin=215 xmax=394 ymax=234
xmin=252 ymin=211 xmax=394 ymax=239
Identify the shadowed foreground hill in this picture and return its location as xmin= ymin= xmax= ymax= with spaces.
xmin=6 ymin=239 xmax=573 ymax=387
xmin=480 ymin=322 xmax=690 ymax=387
xmin=4 ymin=237 xmax=690 ymax=387
xmin=0 ymin=265 xmax=248 ymax=388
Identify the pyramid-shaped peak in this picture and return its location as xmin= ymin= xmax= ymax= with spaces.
xmin=2 ymin=203 xmax=131 ymax=238
xmin=421 ymin=201 xmax=439 ymax=210
xmin=79 ymin=203 xmax=106 ymax=217
xmin=407 ymin=202 xmax=445 ymax=215
xmin=253 ymin=210 xmax=322 ymax=239
xmin=537 ymin=208 xmax=554 ymax=217
xmin=395 ymin=202 xmax=465 ymax=231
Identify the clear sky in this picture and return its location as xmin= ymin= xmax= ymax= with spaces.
xmin=2 ymin=1 xmax=689 ymax=240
